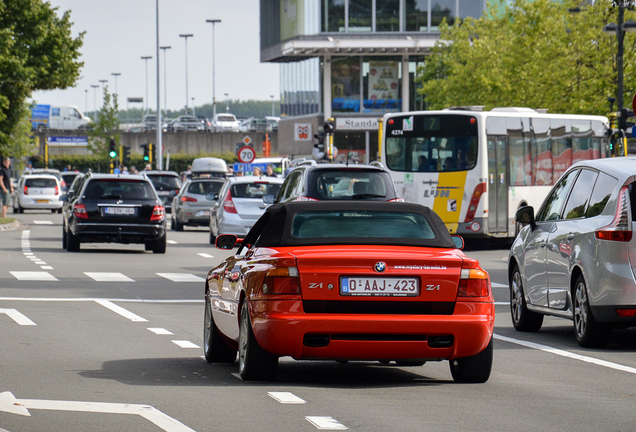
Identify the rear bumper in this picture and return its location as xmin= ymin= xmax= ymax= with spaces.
xmin=249 ymin=300 xmax=494 ymax=361
xmin=71 ymin=221 xmax=165 ymax=244
xmin=18 ymin=198 xmax=62 ymax=210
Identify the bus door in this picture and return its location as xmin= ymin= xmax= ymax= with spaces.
xmin=487 ymin=135 xmax=509 ymax=233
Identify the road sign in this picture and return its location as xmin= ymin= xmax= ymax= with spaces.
xmin=237 ymin=145 xmax=256 ymax=163
xmin=233 ymin=163 xmax=268 ymax=173
xmin=242 ymin=136 xmax=252 ymax=145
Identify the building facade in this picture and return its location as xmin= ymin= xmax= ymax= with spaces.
xmin=260 ymin=0 xmax=491 ymax=162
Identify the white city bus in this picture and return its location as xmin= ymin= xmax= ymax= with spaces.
xmin=381 ymin=107 xmax=610 ymax=239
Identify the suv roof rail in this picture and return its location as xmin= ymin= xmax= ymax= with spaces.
xmin=369 ymin=161 xmax=385 ymax=168
xmin=298 ymin=160 xmax=318 ymax=167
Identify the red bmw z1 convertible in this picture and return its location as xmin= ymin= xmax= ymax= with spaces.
xmin=204 ymin=201 xmax=495 ymax=382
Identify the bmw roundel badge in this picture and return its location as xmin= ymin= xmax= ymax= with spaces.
xmin=374 ymin=262 xmax=387 ymax=273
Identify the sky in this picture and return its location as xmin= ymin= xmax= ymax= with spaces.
xmin=31 ymin=0 xmax=280 ymax=114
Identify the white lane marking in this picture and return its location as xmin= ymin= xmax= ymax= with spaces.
xmin=28 ymin=257 xmax=39 ymax=260
xmin=9 ymin=271 xmax=58 ymax=281
xmin=157 ymin=273 xmax=205 ymax=283
xmin=0 ymin=391 xmax=196 ymax=432
xmin=40 ymin=266 xmax=54 ymax=270
xmin=494 ymin=334 xmax=636 ymax=374
xmin=33 ymin=261 xmax=46 ymax=265
xmin=93 ymin=300 xmax=148 ymax=322
xmin=167 ymin=240 xmax=178 ymax=244
xmin=147 ymin=328 xmax=174 ymax=335
xmin=305 ymin=416 xmax=348 ymax=430
xmin=492 ymin=282 xmax=507 ymax=288
xmin=21 ymin=230 xmax=30 ymax=236
xmin=84 ymin=272 xmax=135 ymax=282
xmin=495 ymin=302 xmax=509 ymax=305
xmin=0 ymin=309 xmax=36 ymax=325
xmin=33 ymin=221 xmax=53 ymax=225
xmin=0 ymin=297 xmax=203 ymax=304
xmin=23 ymin=252 xmax=33 ymax=256
xmin=197 ymin=253 xmax=214 ymax=258
xmin=171 ymin=340 xmax=200 ymax=349
xmin=268 ymin=392 xmax=306 ymax=404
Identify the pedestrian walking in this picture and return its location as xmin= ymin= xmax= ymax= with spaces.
xmin=1 ymin=157 xmax=14 ymax=218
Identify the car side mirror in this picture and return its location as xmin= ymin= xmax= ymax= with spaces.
xmin=515 ymin=206 xmax=535 ymax=230
xmin=263 ymin=195 xmax=275 ymax=204
xmin=215 ymin=234 xmax=239 ymax=250
xmin=60 ymin=194 xmax=68 ymax=202
xmin=451 ymin=235 xmax=464 ymax=249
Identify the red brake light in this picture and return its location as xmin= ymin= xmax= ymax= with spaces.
xmin=457 ymin=259 xmax=491 ymax=298
xmin=617 ymin=309 xmax=636 ymax=318
xmin=150 ymin=205 xmax=165 ymax=221
xmin=54 ymin=185 xmax=59 ymax=196
xmin=262 ymin=266 xmax=300 ymax=295
xmin=595 ymin=186 xmax=632 ymax=242
xmin=181 ymin=196 xmax=197 ymax=202
xmin=73 ymin=203 xmax=88 ymax=219
xmin=24 ymin=185 xmax=28 ymax=195
xmin=223 ymin=190 xmax=237 ymax=213
xmin=464 ymin=182 xmax=487 ymax=223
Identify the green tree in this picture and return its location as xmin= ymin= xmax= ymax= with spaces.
xmin=88 ymin=86 xmax=120 ymax=158
xmin=417 ymin=0 xmax=627 ymax=115
xmin=7 ymin=104 xmax=38 ymax=171
xmin=0 ymin=0 xmax=84 ymax=155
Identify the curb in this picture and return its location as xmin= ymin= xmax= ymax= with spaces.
xmin=0 ymin=220 xmax=21 ymax=232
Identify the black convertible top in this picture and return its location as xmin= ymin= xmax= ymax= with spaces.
xmin=244 ymin=201 xmax=456 ymax=249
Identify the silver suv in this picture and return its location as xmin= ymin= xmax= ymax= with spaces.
xmin=509 ymin=157 xmax=636 ymax=347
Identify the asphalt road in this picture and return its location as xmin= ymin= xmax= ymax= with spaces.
xmin=1 ymin=211 xmax=635 ymax=432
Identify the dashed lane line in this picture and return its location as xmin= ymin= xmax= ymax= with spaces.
xmin=156 ymin=273 xmax=205 ymax=283
xmin=93 ymin=299 xmax=148 ymax=322
xmin=268 ymin=392 xmax=306 ymax=404
xmin=305 ymin=416 xmax=348 ymax=430
xmin=147 ymin=328 xmax=174 ymax=335
xmin=9 ymin=271 xmax=58 ymax=281
xmin=33 ymin=220 xmax=54 ymax=225
xmin=0 ymin=309 xmax=36 ymax=325
xmin=171 ymin=340 xmax=199 ymax=349
xmin=197 ymin=253 xmax=214 ymax=258
xmin=84 ymin=272 xmax=135 ymax=282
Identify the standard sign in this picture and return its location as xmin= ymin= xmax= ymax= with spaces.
xmin=237 ymin=146 xmax=256 ymax=163
xmin=335 ymin=117 xmax=380 ymax=131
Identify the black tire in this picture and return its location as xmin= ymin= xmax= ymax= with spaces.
xmin=152 ymin=234 xmax=167 ymax=254
xmin=238 ymin=301 xmax=278 ymax=381
xmin=510 ymin=265 xmax=544 ymax=332
xmin=203 ymin=297 xmax=237 ymax=363
xmin=62 ymin=226 xmax=67 ymax=250
xmin=66 ymin=229 xmax=80 ymax=252
xmin=449 ymin=337 xmax=493 ymax=383
xmin=170 ymin=216 xmax=176 ymax=231
xmin=18 ymin=203 xmax=23 ymax=214
xmin=174 ymin=217 xmax=184 ymax=231
xmin=12 ymin=205 xmax=18 ymax=214
xmin=209 ymin=230 xmax=216 ymax=245
xmin=573 ymin=275 xmax=610 ymax=348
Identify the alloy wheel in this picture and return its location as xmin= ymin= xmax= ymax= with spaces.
xmin=574 ymin=281 xmax=588 ymax=338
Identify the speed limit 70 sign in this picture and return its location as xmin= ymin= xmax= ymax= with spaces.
xmin=237 ymin=146 xmax=256 ymax=163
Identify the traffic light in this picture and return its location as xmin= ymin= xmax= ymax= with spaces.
xmin=148 ymin=143 xmax=154 ymax=166
xmin=313 ymin=131 xmax=325 ymax=153
xmin=142 ymin=144 xmax=150 ymax=162
xmin=618 ymin=108 xmax=634 ymax=131
xmin=109 ymin=138 xmax=117 ymax=159
xmin=323 ymin=119 xmax=334 ymax=134
xmin=123 ymin=146 xmax=131 ymax=165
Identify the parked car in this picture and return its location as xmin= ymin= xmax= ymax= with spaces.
xmin=61 ymin=173 xmax=166 ymax=253
xmin=144 ymin=170 xmax=181 ymax=213
xmin=273 ymin=162 xmax=402 ymax=203
xmin=209 ymin=176 xmax=283 ymax=243
xmin=204 ymin=201 xmax=494 ymax=382
xmin=171 ymin=178 xmax=225 ymax=231
xmin=239 ymin=117 xmax=269 ymax=133
xmin=198 ymin=116 xmax=212 ymax=132
xmin=142 ymin=114 xmax=168 ymax=131
xmin=509 ymin=157 xmax=636 ymax=348
xmin=61 ymin=172 xmax=81 ymax=193
xmin=212 ymin=113 xmax=240 ymax=132
xmin=169 ymin=115 xmax=205 ymax=132
xmin=13 ymin=174 xmax=63 ymax=213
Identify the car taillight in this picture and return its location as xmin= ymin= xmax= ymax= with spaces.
xmin=262 ymin=266 xmax=301 ymax=295
xmin=457 ymin=259 xmax=490 ymax=298
xmin=388 ymin=197 xmax=405 ymax=202
xmin=616 ymin=309 xmax=636 ymax=318
xmin=181 ymin=196 xmax=197 ymax=202
xmin=54 ymin=185 xmax=59 ymax=196
xmin=595 ymin=186 xmax=633 ymax=242
xmin=464 ymin=182 xmax=487 ymax=223
xmin=223 ymin=191 xmax=237 ymax=213
xmin=295 ymin=196 xmax=318 ymax=202
xmin=24 ymin=186 xmax=28 ymax=195
xmin=150 ymin=205 xmax=165 ymax=221
xmin=73 ymin=203 xmax=88 ymax=219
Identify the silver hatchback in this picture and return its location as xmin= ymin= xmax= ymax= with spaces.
xmin=509 ymin=157 xmax=636 ymax=347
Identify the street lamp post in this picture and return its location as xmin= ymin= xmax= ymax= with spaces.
xmin=206 ymin=19 xmax=221 ymax=118
xmin=91 ymin=84 xmax=99 ymax=121
xmin=160 ymin=46 xmax=171 ymax=115
xmin=270 ymin=95 xmax=275 ymax=117
xmin=179 ymin=34 xmax=193 ymax=113
xmin=98 ymin=80 xmax=108 ymax=108
xmin=111 ymin=73 xmax=121 ymax=95
xmin=224 ymin=93 xmax=229 ymax=112
xmin=192 ymin=98 xmax=195 ymax=115
xmin=85 ymin=89 xmax=88 ymax=114
xmin=603 ymin=4 xmax=636 ymax=112
xmin=141 ymin=56 xmax=152 ymax=116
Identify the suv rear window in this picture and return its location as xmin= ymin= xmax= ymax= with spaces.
xmin=231 ymin=182 xmax=281 ymax=199
xmin=148 ymin=175 xmax=180 ymax=191
xmin=310 ymin=170 xmax=391 ymax=200
xmin=187 ymin=181 xmax=223 ymax=195
xmin=26 ymin=178 xmax=57 ymax=188
xmin=83 ymin=180 xmax=156 ymax=200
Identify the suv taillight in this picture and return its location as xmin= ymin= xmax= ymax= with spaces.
xmin=150 ymin=205 xmax=165 ymax=221
xmin=223 ymin=191 xmax=237 ymax=213
xmin=457 ymin=259 xmax=491 ymax=298
xmin=595 ymin=186 xmax=633 ymax=242
xmin=73 ymin=203 xmax=88 ymax=219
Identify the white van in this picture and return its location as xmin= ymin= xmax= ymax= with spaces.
xmin=31 ymin=104 xmax=92 ymax=131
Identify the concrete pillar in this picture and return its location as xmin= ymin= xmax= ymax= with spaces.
xmin=323 ymin=55 xmax=332 ymax=120
xmin=402 ymin=55 xmax=409 ymax=112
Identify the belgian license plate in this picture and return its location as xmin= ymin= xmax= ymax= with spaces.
xmin=104 ymin=207 xmax=135 ymax=216
xmin=36 ymin=199 xmax=49 ymax=203
xmin=340 ymin=277 xmax=419 ymax=297
xmin=195 ymin=210 xmax=210 ymax=217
